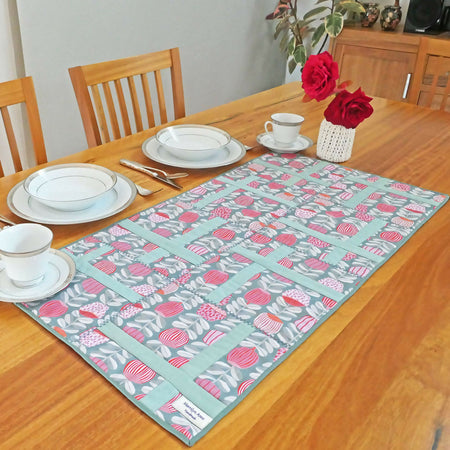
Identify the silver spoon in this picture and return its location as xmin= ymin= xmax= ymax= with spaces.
xmin=134 ymin=184 xmax=162 ymax=197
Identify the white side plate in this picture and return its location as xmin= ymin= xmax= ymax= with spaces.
xmin=257 ymin=132 xmax=314 ymax=153
xmin=0 ymin=249 xmax=76 ymax=303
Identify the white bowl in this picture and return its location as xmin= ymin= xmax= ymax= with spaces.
xmin=24 ymin=164 xmax=117 ymax=211
xmin=155 ymin=124 xmax=231 ymax=161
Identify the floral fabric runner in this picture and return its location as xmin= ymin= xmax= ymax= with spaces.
xmin=17 ymin=153 xmax=448 ymax=446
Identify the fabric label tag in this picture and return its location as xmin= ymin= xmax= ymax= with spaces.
xmin=171 ymin=395 xmax=213 ymax=430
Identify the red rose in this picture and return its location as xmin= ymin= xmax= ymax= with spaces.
xmin=324 ymin=88 xmax=373 ymax=129
xmin=302 ymin=51 xmax=339 ymax=101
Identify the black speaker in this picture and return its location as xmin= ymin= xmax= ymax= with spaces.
xmin=404 ymin=0 xmax=447 ymax=34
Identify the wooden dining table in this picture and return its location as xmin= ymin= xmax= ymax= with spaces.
xmin=0 ymin=82 xmax=449 ymax=449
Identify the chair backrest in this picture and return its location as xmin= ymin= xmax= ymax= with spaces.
xmin=69 ymin=48 xmax=186 ymax=148
xmin=409 ymin=38 xmax=450 ymax=112
xmin=0 ymin=76 xmax=47 ymax=176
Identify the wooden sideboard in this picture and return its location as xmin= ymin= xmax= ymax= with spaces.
xmin=330 ymin=27 xmax=450 ymax=111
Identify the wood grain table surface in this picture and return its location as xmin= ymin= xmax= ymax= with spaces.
xmin=0 ymin=82 xmax=449 ymax=449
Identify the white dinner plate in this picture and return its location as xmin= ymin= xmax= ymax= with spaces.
xmin=7 ymin=173 xmax=136 ymax=225
xmin=0 ymin=249 xmax=76 ymax=303
xmin=142 ymin=136 xmax=246 ymax=169
xmin=257 ymin=132 xmax=314 ymax=153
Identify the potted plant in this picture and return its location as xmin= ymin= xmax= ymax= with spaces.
xmin=266 ymin=0 xmax=365 ymax=73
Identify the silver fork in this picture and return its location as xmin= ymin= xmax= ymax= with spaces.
xmin=144 ymin=166 xmax=188 ymax=179
xmin=134 ymin=184 xmax=162 ymax=197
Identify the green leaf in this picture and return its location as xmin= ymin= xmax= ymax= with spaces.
xmin=293 ymin=44 xmax=307 ymax=66
xmin=288 ymin=58 xmax=297 ymax=74
xmin=311 ymin=22 xmax=326 ymax=47
xmin=287 ymin=37 xmax=296 ymax=55
xmin=279 ymin=31 xmax=290 ymax=54
xmin=325 ymin=12 xmax=344 ymax=37
xmin=336 ymin=0 xmax=366 ymax=14
xmin=274 ymin=18 xmax=290 ymax=40
xmin=303 ymin=6 xmax=329 ymax=20
xmin=315 ymin=0 xmax=330 ymax=4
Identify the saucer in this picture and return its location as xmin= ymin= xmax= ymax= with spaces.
xmin=257 ymin=132 xmax=314 ymax=153
xmin=142 ymin=136 xmax=246 ymax=169
xmin=0 ymin=249 xmax=76 ymax=303
xmin=7 ymin=173 xmax=136 ymax=225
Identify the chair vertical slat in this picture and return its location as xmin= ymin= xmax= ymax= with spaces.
xmin=102 ymin=82 xmax=121 ymax=140
xmin=127 ymin=76 xmax=143 ymax=132
xmin=440 ymin=73 xmax=450 ymax=111
xmin=170 ymin=48 xmax=186 ymax=119
xmin=114 ymin=79 xmax=132 ymax=136
xmin=427 ymin=72 xmax=440 ymax=108
xmin=90 ymin=85 xmax=110 ymax=143
xmin=154 ymin=70 xmax=167 ymax=123
xmin=1 ymin=106 xmax=23 ymax=172
xmin=0 ymin=161 xmax=4 ymax=178
xmin=21 ymin=77 xmax=47 ymax=165
xmin=140 ymin=73 xmax=155 ymax=128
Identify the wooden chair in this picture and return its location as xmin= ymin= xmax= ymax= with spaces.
xmin=69 ymin=48 xmax=186 ymax=148
xmin=0 ymin=76 xmax=47 ymax=176
xmin=409 ymin=38 xmax=450 ymax=112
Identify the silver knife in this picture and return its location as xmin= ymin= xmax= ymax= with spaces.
xmin=120 ymin=159 xmax=182 ymax=190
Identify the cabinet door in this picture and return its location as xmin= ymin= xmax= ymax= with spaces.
xmin=333 ymin=44 xmax=417 ymax=102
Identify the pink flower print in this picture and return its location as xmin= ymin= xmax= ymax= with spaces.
xmin=119 ymin=303 xmax=143 ymax=319
xmin=79 ymin=328 xmax=109 ymax=347
xmin=391 ymin=182 xmax=411 ymax=191
xmin=237 ymin=379 xmax=255 ymax=395
xmin=227 ymin=347 xmax=259 ymax=369
xmin=108 ymin=225 xmax=130 ymax=237
xmin=79 ymin=302 xmax=109 ymax=319
xmin=319 ymin=277 xmax=344 ymax=292
xmin=295 ymin=315 xmax=317 ymax=333
xmin=123 ymin=360 xmax=156 ymax=383
xmin=209 ymin=206 xmax=232 ymax=220
xmin=132 ymin=284 xmax=156 ymax=296
xmin=197 ymin=303 xmax=227 ymax=321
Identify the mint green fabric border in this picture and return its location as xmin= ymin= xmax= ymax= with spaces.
xmin=215 ymin=176 xmax=295 ymax=206
xmin=98 ymin=321 xmax=226 ymax=417
xmin=206 ymin=245 xmax=294 ymax=303
xmin=75 ymin=258 xmax=142 ymax=302
xmin=120 ymin=219 xmax=203 ymax=265
xmin=232 ymin=244 xmax=344 ymax=301
xmin=279 ymin=217 xmax=383 ymax=263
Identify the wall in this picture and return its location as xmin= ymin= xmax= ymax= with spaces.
xmin=16 ymin=0 xmax=285 ymax=161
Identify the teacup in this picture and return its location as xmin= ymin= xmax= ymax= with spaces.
xmin=265 ymin=113 xmax=304 ymax=145
xmin=0 ymin=223 xmax=53 ymax=288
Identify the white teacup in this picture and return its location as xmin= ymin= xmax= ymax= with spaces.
xmin=265 ymin=113 xmax=304 ymax=145
xmin=0 ymin=223 xmax=53 ymax=288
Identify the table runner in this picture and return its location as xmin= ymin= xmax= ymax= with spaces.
xmin=17 ymin=153 xmax=448 ymax=446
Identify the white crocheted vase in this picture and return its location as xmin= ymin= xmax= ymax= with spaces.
xmin=316 ymin=119 xmax=356 ymax=163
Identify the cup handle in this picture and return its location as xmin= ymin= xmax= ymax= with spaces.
xmin=264 ymin=121 xmax=273 ymax=135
